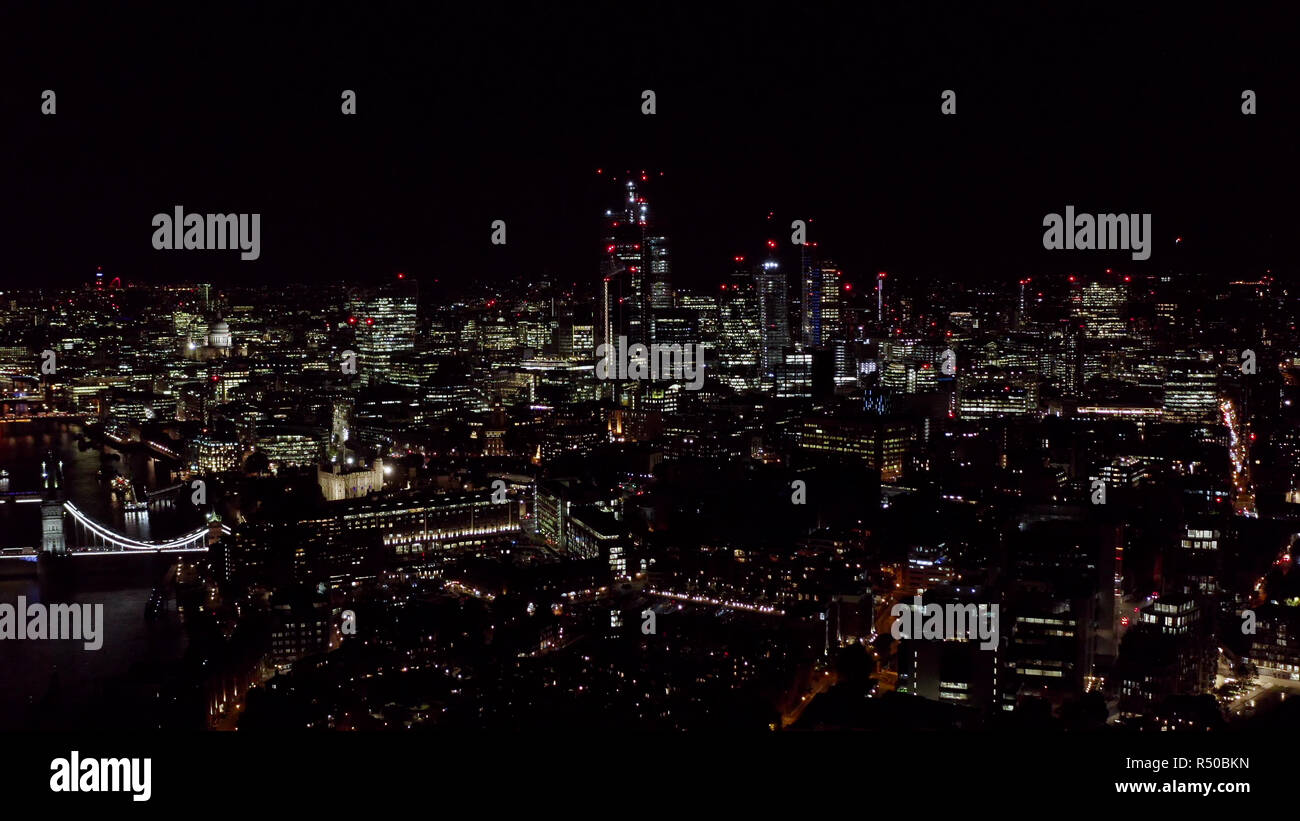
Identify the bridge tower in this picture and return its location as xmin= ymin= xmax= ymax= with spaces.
xmin=40 ymin=451 xmax=67 ymax=555
xmin=41 ymin=500 xmax=67 ymax=554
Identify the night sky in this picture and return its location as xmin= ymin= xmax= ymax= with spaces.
xmin=2 ymin=4 xmax=1296 ymax=292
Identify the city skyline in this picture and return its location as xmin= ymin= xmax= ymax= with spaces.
xmin=0 ymin=3 xmax=1295 ymax=805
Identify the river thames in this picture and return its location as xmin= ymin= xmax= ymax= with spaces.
xmin=0 ymin=421 xmax=202 ymax=729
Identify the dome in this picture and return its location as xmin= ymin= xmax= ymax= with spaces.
xmin=207 ymin=319 xmax=231 ymax=349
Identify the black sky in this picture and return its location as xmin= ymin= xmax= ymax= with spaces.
xmin=2 ymin=3 xmax=1296 ymax=293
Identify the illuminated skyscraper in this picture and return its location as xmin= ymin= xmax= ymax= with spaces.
xmin=347 ymin=274 xmax=419 ymax=385
xmin=719 ymin=256 xmax=761 ymax=391
xmin=800 ymin=252 xmax=842 ymax=347
xmin=599 ymin=177 xmax=671 ymax=349
xmin=756 ymin=248 xmax=788 ymax=379
xmin=776 ymin=347 xmax=813 ymax=398
xmin=1071 ymin=277 xmax=1128 ymax=339
xmin=1163 ymin=358 xmax=1218 ymax=422
xmin=800 ymin=245 xmax=819 ymax=346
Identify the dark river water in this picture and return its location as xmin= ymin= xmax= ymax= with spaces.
xmin=0 ymin=421 xmax=202 ymax=729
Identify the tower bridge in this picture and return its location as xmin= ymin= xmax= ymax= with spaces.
xmin=53 ymin=500 xmax=227 ymax=554
xmin=21 ymin=451 xmax=229 ymax=557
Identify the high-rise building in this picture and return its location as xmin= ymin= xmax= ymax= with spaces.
xmin=756 ymin=253 xmax=788 ymax=380
xmin=347 ymin=274 xmax=418 ymax=385
xmin=1117 ymin=594 xmax=1216 ymax=718
xmin=800 ymin=245 xmax=820 ymax=346
xmin=719 ymin=257 xmax=762 ymax=391
xmin=599 ymin=178 xmax=670 ymax=350
xmin=775 ymin=347 xmax=813 ymax=399
xmin=893 ymin=584 xmax=1000 ymax=712
xmin=1003 ymin=595 xmax=1088 ymax=706
xmin=1163 ymin=358 xmax=1218 ymax=422
xmin=647 ymin=236 xmax=673 ymax=319
xmin=556 ymin=312 xmax=595 ymax=363
xmin=1071 ymin=278 xmax=1128 ymax=339
xmin=676 ymin=293 xmax=719 ymax=343
xmin=1168 ymin=518 xmax=1226 ymax=595
xmin=652 ymin=307 xmax=698 ymax=346
xmin=800 ymin=249 xmax=842 ymax=347
xmin=820 ymin=263 xmax=842 ymax=342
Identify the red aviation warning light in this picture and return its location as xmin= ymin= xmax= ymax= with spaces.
xmin=767 ymin=240 xmax=777 ymax=249
xmin=347 ymin=316 xmax=358 ymax=325
xmin=365 ymin=317 xmax=375 ymax=326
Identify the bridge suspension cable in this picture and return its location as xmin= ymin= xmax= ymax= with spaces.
xmin=62 ymin=501 xmax=229 ymax=551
